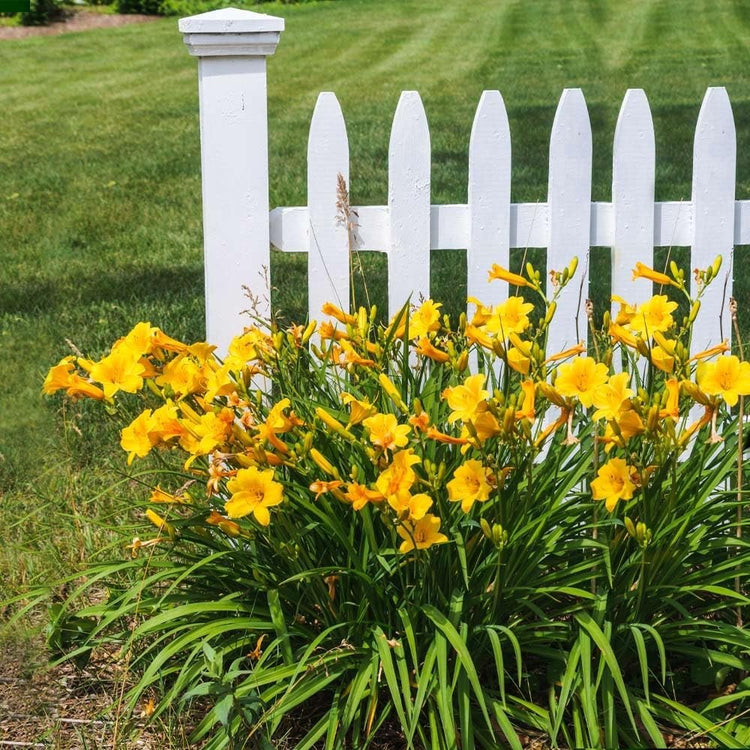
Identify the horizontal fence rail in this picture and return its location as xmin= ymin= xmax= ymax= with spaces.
xmin=181 ymin=9 xmax=744 ymax=357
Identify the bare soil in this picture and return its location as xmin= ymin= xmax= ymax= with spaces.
xmin=0 ymin=636 xmax=192 ymax=748
xmin=0 ymin=10 xmax=158 ymax=40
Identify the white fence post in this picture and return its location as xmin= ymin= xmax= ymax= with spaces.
xmin=308 ymin=92 xmax=350 ymax=325
xmin=612 ymin=89 xmax=655 ymax=312
xmin=692 ymin=87 xmax=736 ymax=354
xmin=547 ymin=89 xmax=592 ymax=352
xmin=180 ymin=8 xmax=284 ymax=354
xmin=388 ymin=91 xmax=431 ymax=320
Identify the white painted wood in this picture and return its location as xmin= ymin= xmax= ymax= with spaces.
xmin=546 ymin=89 xmax=592 ymax=350
xmin=653 ymin=201 xmax=693 ymax=246
xmin=388 ymin=91 xmax=431 ymax=317
xmin=468 ymin=91 xmax=511 ymax=308
xmin=612 ymin=89 xmax=655 ymax=309
xmin=181 ymin=8 xmax=283 ymax=356
xmin=270 ymin=200 xmax=750 ymax=253
xmin=307 ymin=92 xmax=350 ymax=324
xmin=737 ymin=200 xmax=750 ymax=244
xmin=692 ymin=87 xmax=736 ymax=352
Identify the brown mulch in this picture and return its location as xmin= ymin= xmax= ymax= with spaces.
xmin=0 ymin=10 xmax=158 ymax=40
xmin=0 ymin=636 xmax=193 ymax=748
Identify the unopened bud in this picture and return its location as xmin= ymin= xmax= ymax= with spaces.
xmin=480 ymin=518 xmax=492 ymax=541
xmin=688 ymin=300 xmax=700 ymax=324
xmin=624 ymin=517 xmax=636 ymax=539
xmin=456 ymin=350 xmax=469 ymax=372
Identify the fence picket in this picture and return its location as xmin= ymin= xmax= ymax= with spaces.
xmin=308 ymin=92 xmax=350 ymax=325
xmin=612 ymin=89 xmax=655 ymax=311
xmin=547 ymin=89 xmax=592 ymax=351
xmin=468 ymin=90 xmax=511 ymax=310
xmin=388 ymin=91 xmax=431 ymax=320
xmin=691 ymin=86 xmax=736 ymax=353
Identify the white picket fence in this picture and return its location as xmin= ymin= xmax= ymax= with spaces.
xmin=180 ymin=8 xmax=749 ymax=356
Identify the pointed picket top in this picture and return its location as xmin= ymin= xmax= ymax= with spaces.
xmin=612 ymin=89 xmax=655 ymax=312
xmin=547 ymin=88 xmax=592 ymax=351
xmin=692 ymin=86 xmax=736 ymax=352
xmin=468 ymin=90 xmax=511 ymax=311
xmin=388 ymin=91 xmax=431 ymax=319
xmin=307 ymin=92 xmax=350 ymax=326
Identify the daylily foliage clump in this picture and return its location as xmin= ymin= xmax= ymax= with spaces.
xmin=45 ymin=256 xmax=750 ymax=749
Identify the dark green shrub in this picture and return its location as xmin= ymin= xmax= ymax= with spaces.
xmin=20 ymin=0 xmax=67 ymax=25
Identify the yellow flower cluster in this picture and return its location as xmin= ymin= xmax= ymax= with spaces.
xmin=44 ymin=256 xmax=748 ymax=558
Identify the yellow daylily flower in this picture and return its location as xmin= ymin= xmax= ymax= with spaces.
xmin=630 ymin=295 xmax=678 ymax=336
xmin=388 ymin=490 xmax=433 ymax=521
xmin=592 ymin=372 xmax=634 ymax=422
xmin=590 ymin=458 xmax=637 ymax=512
xmin=397 ymin=514 xmax=449 ymax=553
xmin=442 ymin=373 xmax=489 ymax=423
xmin=341 ymin=392 xmax=377 ymax=425
xmin=554 ymin=357 xmax=609 ymax=408
xmin=487 ymin=296 xmax=534 ymax=338
xmin=376 ymin=449 xmax=420 ymax=499
xmin=611 ymin=295 xmax=636 ymax=326
xmin=155 ymin=354 xmax=206 ymax=398
xmin=415 ymin=336 xmax=450 ymax=363
xmin=344 ymin=482 xmax=383 ymax=511
xmin=697 ymin=355 xmax=750 ymax=407
xmin=90 ymin=344 xmax=146 ymax=399
xmin=447 ymin=459 xmax=493 ymax=513
xmin=225 ymin=467 xmax=284 ymax=526
xmin=121 ymin=409 xmax=154 ymax=465
xmin=363 ymin=413 xmax=411 ymax=452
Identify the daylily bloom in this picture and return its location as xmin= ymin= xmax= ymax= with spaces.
xmin=225 ymin=466 xmax=284 ymax=526
xmin=309 ymin=479 xmax=344 ymax=501
xmin=397 ymin=514 xmax=449 ymax=553
xmin=387 ymin=490 xmax=433 ymax=520
xmin=121 ymin=409 xmax=154 ymax=464
xmin=376 ymin=449 xmax=420 ymax=499
xmin=592 ymin=372 xmax=634 ymax=422
xmin=90 ymin=344 xmax=146 ymax=398
xmin=155 ymin=354 xmax=205 ymax=398
xmin=442 ymin=373 xmax=489 ymax=423
xmin=611 ymin=295 xmax=636 ymax=326
xmin=591 ymin=458 xmax=637 ymax=512
xmin=341 ymin=392 xmax=376 ymax=425
xmin=363 ymin=413 xmax=411 ymax=452
xmin=447 ymin=459 xmax=493 ymax=513
xmin=697 ymin=355 xmax=750 ymax=407
xmin=554 ymin=357 xmax=609 ymax=408
xmin=630 ymin=295 xmax=678 ymax=336
xmin=344 ymin=482 xmax=383 ymax=511
xmin=487 ymin=296 xmax=534 ymax=338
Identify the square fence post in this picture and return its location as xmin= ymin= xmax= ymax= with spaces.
xmin=180 ymin=8 xmax=284 ymax=354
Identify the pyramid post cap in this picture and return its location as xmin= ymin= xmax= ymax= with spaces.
xmin=179 ymin=7 xmax=284 ymax=33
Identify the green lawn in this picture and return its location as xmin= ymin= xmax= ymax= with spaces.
xmin=1 ymin=0 xmax=750 ymax=602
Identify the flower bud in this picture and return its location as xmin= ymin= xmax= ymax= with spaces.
xmin=302 ymin=320 xmax=317 ymax=344
xmin=456 ymin=350 xmax=469 ymax=372
xmin=624 ymin=517 xmax=636 ymax=539
xmin=688 ymin=300 xmax=701 ymax=324
xmin=480 ymin=518 xmax=492 ymax=541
